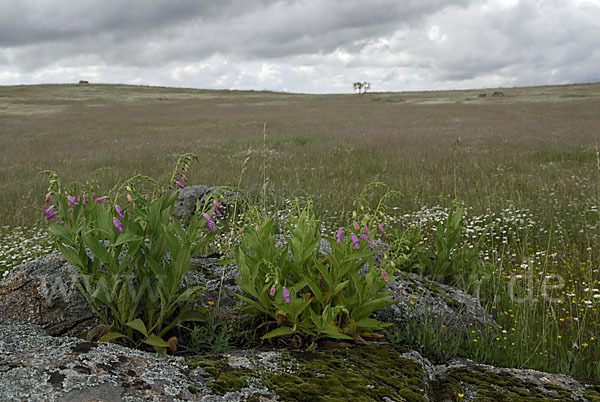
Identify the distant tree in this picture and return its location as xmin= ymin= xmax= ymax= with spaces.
xmin=362 ymin=82 xmax=370 ymax=94
xmin=353 ymin=81 xmax=371 ymax=95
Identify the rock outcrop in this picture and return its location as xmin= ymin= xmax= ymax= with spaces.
xmin=174 ymin=185 xmax=242 ymax=223
xmin=1 ymin=250 xmax=497 ymax=336
xmin=2 ymin=322 xmax=599 ymax=401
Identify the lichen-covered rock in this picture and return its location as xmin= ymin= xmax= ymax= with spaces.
xmin=174 ymin=185 xmax=242 ymax=222
xmin=2 ymin=322 xmax=599 ymax=401
xmin=0 ymin=322 xmax=275 ymax=401
xmin=0 ymin=252 xmax=99 ymax=337
xmin=374 ymin=270 xmax=498 ymax=331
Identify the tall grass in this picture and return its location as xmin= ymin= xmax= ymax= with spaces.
xmin=1 ymin=83 xmax=600 ymax=378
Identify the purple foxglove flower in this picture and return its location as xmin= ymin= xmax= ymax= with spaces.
xmin=83 ymin=195 xmax=89 ymax=204
xmin=95 ymin=195 xmax=107 ymax=203
xmin=44 ymin=192 xmax=52 ymax=203
xmin=353 ymin=221 xmax=360 ymax=231
xmin=57 ymin=219 xmax=63 ymax=224
xmin=203 ymin=213 xmax=215 ymax=225
xmin=115 ymin=205 xmax=125 ymax=218
xmin=381 ymin=269 xmax=388 ymax=281
xmin=113 ymin=217 xmax=124 ymax=232
xmin=206 ymin=222 xmax=214 ymax=232
xmin=360 ymin=234 xmax=372 ymax=245
xmin=213 ymin=199 xmax=221 ymax=217
xmin=182 ymin=174 xmax=188 ymax=183
xmin=46 ymin=211 xmax=57 ymax=220
xmin=92 ymin=193 xmax=97 ymax=200
xmin=282 ymin=287 xmax=291 ymax=303
xmin=351 ymin=233 xmax=360 ymax=249
xmin=44 ymin=205 xmax=54 ymax=216
xmin=270 ymin=285 xmax=276 ymax=297
xmin=336 ymin=228 xmax=343 ymax=243
xmin=378 ymin=223 xmax=384 ymax=233
xmin=363 ymin=225 xmax=370 ymax=236
xmin=175 ymin=178 xmax=184 ymax=189
xmin=67 ymin=196 xmax=79 ymax=205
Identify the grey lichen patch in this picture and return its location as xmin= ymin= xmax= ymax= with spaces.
xmin=0 ymin=323 xmax=197 ymax=401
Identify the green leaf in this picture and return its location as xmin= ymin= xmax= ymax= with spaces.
xmin=261 ymin=326 xmax=295 ymax=339
xmin=126 ymin=318 xmax=148 ymax=337
xmin=142 ymin=334 xmax=170 ymax=348
xmin=98 ymin=332 xmax=127 ymax=343
xmin=321 ymin=327 xmax=354 ymax=340
xmin=354 ymin=318 xmax=388 ymax=330
xmin=114 ymin=233 xmax=144 ymax=247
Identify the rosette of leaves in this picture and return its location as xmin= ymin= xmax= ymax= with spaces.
xmin=234 ymin=204 xmax=396 ymax=349
xmin=42 ymin=154 xmax=216 ymax=354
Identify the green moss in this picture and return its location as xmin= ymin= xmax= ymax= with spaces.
xmin=262 ymin=345 xmax=426 ymax=402
xmin=583 ymin=386 xmax=600 ymax=401
xmin=186 ymin=355 xmax=252 ymax=395
xmin=433 ymin=366 xmax=574 ymax=401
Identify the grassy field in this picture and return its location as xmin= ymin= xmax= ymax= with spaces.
xmin=2 ymin=82 xmax=600 ymax=379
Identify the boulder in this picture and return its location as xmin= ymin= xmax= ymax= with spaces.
xmin=0 ymin=252 xmax=99 ymax=337
xmin=1 ymin=322 xmax=599 ymax=401
xmin=174 ymin=185 xmax=243 ymax=223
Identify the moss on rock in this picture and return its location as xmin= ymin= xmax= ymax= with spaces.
xmin=433 ymin=365 xmax=575 ymax=401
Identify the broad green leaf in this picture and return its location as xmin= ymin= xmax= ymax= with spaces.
xmin=126 ymin=318 xmax=148 ymax=337
xmin=261 ymin=326 xmax=295 ymax=339
xmin=142 ymin=334 xmax=170 ymax=348
xmin=98 ymin=332 xmax=127 ymax=343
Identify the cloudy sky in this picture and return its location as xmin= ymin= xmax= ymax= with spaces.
xmin=0 ymin=0 xmax=599 ymax=93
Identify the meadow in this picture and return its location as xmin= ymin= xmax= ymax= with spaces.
xmin=1 ymin=82 xmax=600 ymax=379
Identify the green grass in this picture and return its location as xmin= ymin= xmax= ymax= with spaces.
xmin=2 ymin=82 xmax=600 ymax=380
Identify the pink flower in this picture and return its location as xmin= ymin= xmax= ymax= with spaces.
xmin=381 ymin=269 xmax=388 ymax=281
xmin=46 ymin=211 xmax=57 ymax=220
xmin=83 ymin=194 xmax=89 ymax=204
xmin=67 ymin=196 xmax=79 ymax=205
xmin=282 ymin=287 xmax=291 ymax=303
xmin=363 ymin=225 xmax=370 ymax=236
xmin=336 ymin=228 xmax=343 ymax=243
xmin=213 ymin=199 xmax=222 ymax=217
xmin=182 ymin=174 xmax=188 ymax=183
xmin=113 ymin=217 xmax=124 ymax=232
xmin=127 ymin=194 xmax=134 ymax=203
xmin=206 ymin=222 xmax=214 ymax=232
xmin=270 ymin=285 xmax=276 ymax=297
xmin=175 ymin=178 xmax=184 ymax=189
xmin=203 ymin=213 xmax=215 ymax=225
xmin=95 ymin=196 xmax=107 ymax=203
xmin=353 ymin=221 xmax=360 ymax=231
xmin=44 ymin=205 xmax=54 ymax=216
xmin=351 ymin=233 xmax=360 ymax=249
xmin=44 ymin=192 xmax=52 ymax=203
xmin=378 ymin=223 xmax=384 ymax=233
xmin=360 ymin=234 xmax=372 ymax=245
xmin=115 ymin=205 xmax=125 ymax=218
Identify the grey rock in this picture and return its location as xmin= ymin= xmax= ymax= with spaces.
xmin=2 ymin=323 xmax=595 ymax=401
xmin=374 ymin=270 xmax=499 ymax=331
xmin=0 ymin=252 xmax=99 ymax=337
xmin=174 ymin=185 xmax=243 ymax=223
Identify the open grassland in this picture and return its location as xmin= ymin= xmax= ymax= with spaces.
xmin=2 ymin=82 xmax=600 ymax=379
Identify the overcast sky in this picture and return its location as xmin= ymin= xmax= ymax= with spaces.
xmin=0 ymin=0 xmax=599 ymax=93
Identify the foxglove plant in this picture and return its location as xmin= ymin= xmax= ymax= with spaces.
xmin=234 ymin=203 xmax=396 ymax=348
xmin=41 ymin=154 xmax=216 ymax=354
